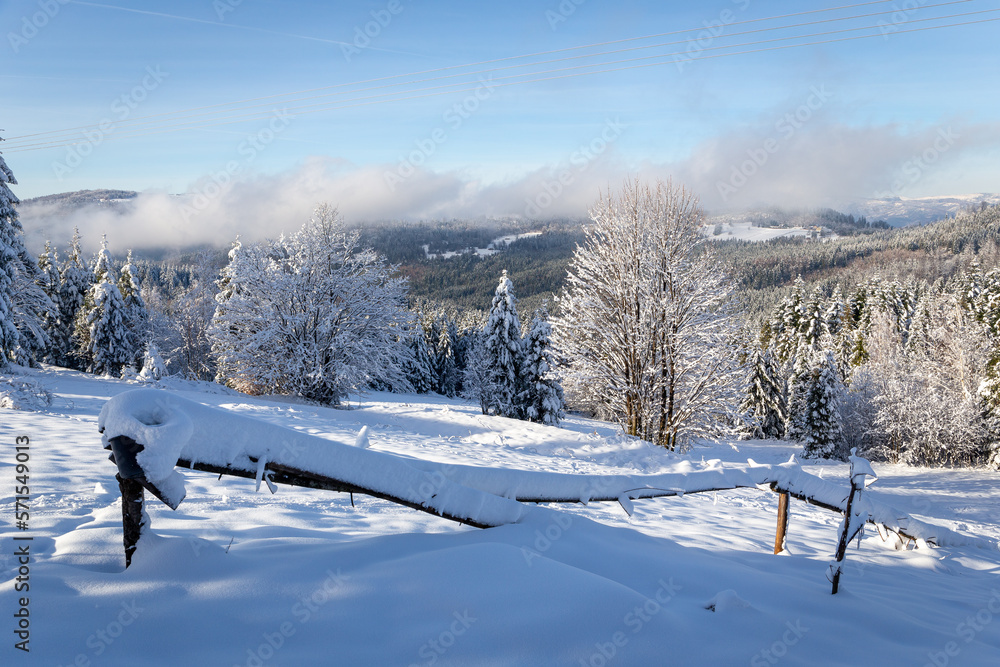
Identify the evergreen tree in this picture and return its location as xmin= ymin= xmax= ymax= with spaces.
xmin=138 ymin=341 xmax=168 ymax=381
xmin=0 ymin=145 xmax=20 ymax=368
xmin=482 ymin=270 xmax=524 ymax=418
xmin=0 ymin=140 xmax=50 ymax=368
xmin=403 ymin=330 xmax=435 ymax=394
xmin=461 ymin=331 xmax=493 ymax=415
xmin=800 ymin=285 xmax=826 ymax=351
xmin=84 ymin=278 xmax=132 ymax=377
xmin=76 ymin=238 xmax=131 ymax=375
xmin=118 ymin=249 xmax=149 ymax=368
xmin=738 ymin=343 xmax=786 ymax=439
xmin=772 ymin=277 xmax=806 ymax=362
xmin=434 ymin=321 xmax=460 ymax=398
xmin=519 ymin=310 xmax=565 ymax=425
xmin=57 ymin=228 xmax=92 ymax=369
xmin=36 ymin=241 xmax=62 ymax=364
xmin=787 ymin=346 xmax=844 ymax=458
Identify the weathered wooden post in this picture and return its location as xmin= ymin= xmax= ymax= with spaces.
xmin=108 ymin=435 xmax=154 ymax=569
xmin=773 ymin=491 xmax=790 ymax=554
xmin=830 ymin=450 xmax=877 ymax=594
xmin=116 ymin=474 xmax=145 ymax=568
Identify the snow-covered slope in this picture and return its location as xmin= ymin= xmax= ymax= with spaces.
xmin=2 ymin=367 xmax=999 ymax=665
xmin=849 ymin=193 xmax=1000 ymax=227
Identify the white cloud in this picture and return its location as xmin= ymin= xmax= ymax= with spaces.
xmin=18 ymin=118 xmax=1000 ymax=254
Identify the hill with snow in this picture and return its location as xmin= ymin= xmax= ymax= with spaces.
xmin=2 ymin=366 xmax=999 ymax=665
xmin=848 ymin=193 xmax=1000 ymax=227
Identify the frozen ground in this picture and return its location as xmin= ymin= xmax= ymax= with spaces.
xmin=2 ymin=366 xmax=999 ymax=666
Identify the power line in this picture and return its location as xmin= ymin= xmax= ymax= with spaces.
xmin=2 ymin=0 xmax=976 ymax=151
xmin=6 ymin=0 xmax=910 ymax=143
xmin=3 ymin=8 xmax=994 ymax=152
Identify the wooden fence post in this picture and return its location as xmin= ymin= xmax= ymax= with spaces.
xmin=773 ymin=491 xmax=790 ymax=554
xmin=116 ymin=473 xmax=145 ymax=568
xmin=831 ymin=450 xmax=875 ymax=594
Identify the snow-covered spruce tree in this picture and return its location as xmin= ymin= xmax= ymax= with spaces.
xmin=519 ymin=310 xmax=565 ymax=426
xmin=553 ymin=178 xmax=743 ymax=450
xmin=786 ymin=343 xmax=844 ymax=458
xmin=738 ymin=342 xmax=785 ymax=440
xmin=461 ymin=331 xmax=494 ymax=415
xmin=0 ymin=142 xmax=51 ymax=367
xmin=771 ymin=277 xmax=806 ymax=363
xmin=210 ymin=205 xmax=411 ymax=405
xmin=37 ymin=241 xmax=63 ymax=364
xmin=800 ymin=350 xmax=845 ymax=459
xmin=482 ymin=270 xmax=524 ymax=418
xmin=434 ymin=320 xmax=460 ymax=398
xmin=800 ymin=285 xmax=827 ymax=350
xmin=118 ymin=250 xmax=150 ymax=369
xmin=57 ymin=228 xmax=92 ymax=369
xmin=0 ymin=150 xmax=20 ymax=368
xmin=137 ymin=341 xmax=168 ymax=382
xmin=77 ymin=239 xmax=132 ymax=376
xmin=403 ymin=329 xmax=435 ymax=394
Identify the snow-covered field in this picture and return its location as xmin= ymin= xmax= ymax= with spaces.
xmin=2 ymin=367 xmax=1000 ymax=665
xmin=702 ymin=221 xmax=814 ymax=242
xmin=423 ymin=232 xmax=543 ymax=259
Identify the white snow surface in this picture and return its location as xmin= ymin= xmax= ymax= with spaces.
xmin=423 ymin=231 xmax=543 ymax=259
xmin=3 ymin=365 xmax=1000 ymax=665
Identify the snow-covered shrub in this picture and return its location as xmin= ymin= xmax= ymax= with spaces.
xmin=210 ymin=205 xmax=411 ymax=405
xmin=0 ymin=374 xmax=52 ymax=410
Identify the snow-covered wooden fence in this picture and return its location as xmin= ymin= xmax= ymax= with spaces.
xmin=99 ymin=389 xmax=984 ymax=580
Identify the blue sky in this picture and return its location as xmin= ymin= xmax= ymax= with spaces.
xmin=2 ymin=0 xmax=999 ymax=246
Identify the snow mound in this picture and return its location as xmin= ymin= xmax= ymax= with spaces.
xmin=704 ymin=589 xmax=752 ymax=612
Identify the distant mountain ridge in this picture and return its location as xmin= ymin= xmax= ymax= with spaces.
xmin=21 ymin=188 xmax=139 ymax=209
xmin=846 ymin=193 xmax=1000 ymax=226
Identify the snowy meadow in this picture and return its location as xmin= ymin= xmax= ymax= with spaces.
xmin=2 ymin=365 xmax=999 ymax=666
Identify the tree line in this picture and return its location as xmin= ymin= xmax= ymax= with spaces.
xmin=4 ymin=137 xmax=1000 ymax=468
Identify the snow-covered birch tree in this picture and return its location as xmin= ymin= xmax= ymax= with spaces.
xmin=553 ymin=178 xmax=743 ymax=450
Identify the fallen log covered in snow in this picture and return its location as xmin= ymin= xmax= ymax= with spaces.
xmin=99 ymin=389 xmax=528 ymax=529
xmin=98 ymin=389 xmax=985 ymax=549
